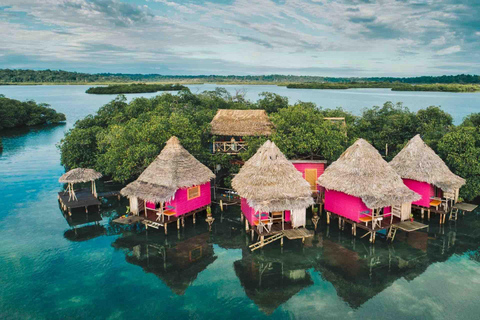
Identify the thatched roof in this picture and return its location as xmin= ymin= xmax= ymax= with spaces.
xmin=120 ymin=136 xmax=214 ymax=203
xmin=231 ymin=140 xmax=314 ymax=212
xmin=317 ymin=139 xmax=420 ymax=209
xmin=210 ymin=109 xmax=273 ymax=136
xmin=59 ymin=168 xmax=102 ymax=183
xmin=390 ymin=135 xmax=465 ymax=192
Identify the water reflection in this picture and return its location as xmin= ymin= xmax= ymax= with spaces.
xmin=63 ymin=200 xmax=480 ymax=316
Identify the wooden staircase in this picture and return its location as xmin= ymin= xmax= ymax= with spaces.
xmin=249 ymin=233 xmax=284 ymax=251
xmin=386 ymin=226 xmax=398 ymax=242
xmin=449 ymin=207 xmax=459 ymax=221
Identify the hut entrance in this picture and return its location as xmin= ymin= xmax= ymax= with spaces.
xmin=305 ymin=169 xmax=317 ymax=191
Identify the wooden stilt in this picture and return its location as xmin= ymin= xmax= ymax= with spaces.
xmin=281 ymin=237 xmax=284 ymax=246
xmin=327 ymin=212 xmax=330 ymax=225
xmin=421 ymin=208 xmax=424 ymax=219
xmin=164 ymin=223 xmax=168 ymax=235
xmin=251 ymin=229 xmax=254 ymax=241
xmin=177 ymin=219 xmax=180 ymax=229
xmin=428 ymin=209 xmax=430 ymax=221
xmin=193 ymin=213 xmax=196 ymax=224
xmin=220 ymin=199 xmax=223 ymax=211
xmin=245 ymin=219 xmax=249 ymax=231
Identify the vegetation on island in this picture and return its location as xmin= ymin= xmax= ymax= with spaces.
xmin=85 ymin=83 xmax=187 ymax=94
xmin=59 ymin=88 xmax=480 ymax=200
xmin=2 ymin=68 xmax=480 ymax=86
xmin=287 ymin=82 xmax=480 ymax=92
xmin=0 ymin=94 xmax=66 ymax=131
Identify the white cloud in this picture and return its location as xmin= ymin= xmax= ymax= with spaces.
xmin=436 ymin=45 xmax=461 ymax=55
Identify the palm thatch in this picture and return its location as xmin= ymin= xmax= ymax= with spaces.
xmin=59 ymin=168 xmax=102 ymax=183
xmin=317 ymin=139 xmax=420 ymax=209
xmin=210 ymin=109 xmax=273 ymax=136
xmin=120 ymin=136 xmax=215 ymax=203
xmin=389 ymin=134 xmax=465 ymax=192
xmin=232 ymin=140 xmax=314 ymax=212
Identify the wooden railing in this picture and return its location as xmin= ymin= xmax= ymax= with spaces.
xmin=213 ymin=141 xmax=247 ymax=154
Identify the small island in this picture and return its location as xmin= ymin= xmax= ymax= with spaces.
xmin=85 ymin=83 xmax=187 ymax=94
xmin=286 ymin=82 xmax=480 ymax=92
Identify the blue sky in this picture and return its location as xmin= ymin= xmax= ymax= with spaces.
xmin=0 ymin=0 xmax=479 ymax=76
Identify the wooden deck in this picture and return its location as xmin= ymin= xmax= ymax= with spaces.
xmin=453 ymin=203 xmax=478 ymax=212
xmin=140 ymin=205 xmax=208 ymax=234
xmin=113 ymin=215 xmax=144 ymax=225
xmin=58 ymin=189 xmax=101 ymax=214
xmin=282 ymin=228 xmax=314 ymax=240
xmin=393 ymin=220 xmax=428 ymax=232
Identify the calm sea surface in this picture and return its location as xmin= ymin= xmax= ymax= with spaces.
xmin=1 ymin=85 xmax=480 ymax=319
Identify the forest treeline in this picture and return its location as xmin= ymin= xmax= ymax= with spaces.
xmin=287 ymin=82 xmax=480 ymax=92
xmin=86 ymin=83 xmax=187 ymax=94
xmin=1 ymin=69 xmax=480 ymax=85
xmin=58 ymin=88 xmax=480 ymax=201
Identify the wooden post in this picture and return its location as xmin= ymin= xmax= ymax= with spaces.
xmin=177 ymin=219 xmax=180 ymax=230
xmin=220 ymin=200 xmax=223 ymax=211
xmin=327 ymin=212 xmax=330 ymax=225
xmin=245 ymin=219 xmax=249 ymax=231
xmin=193 ymin=213 xmax=196 ymax=224
xmin=281 ymin=237 xmax=284 ymax=246
xmin=421 ymin=208 xmax=424 ymax=219
xmin=164 ymin=223 xmax=168 ymax=235
xmin=428 ymin=209 xmax=430 ymax=221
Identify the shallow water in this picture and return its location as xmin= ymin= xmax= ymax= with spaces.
xmin=1 ymin=85 xmax=480 ymax=319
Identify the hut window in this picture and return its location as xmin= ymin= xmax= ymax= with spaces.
xmin=187 ymin=185 xmax=201 ymax=200
xmin=305 ymin=169 xmax=317 ymax=191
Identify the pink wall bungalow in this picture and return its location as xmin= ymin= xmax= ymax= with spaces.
xmin=390 ymin=135 xmax=465 ymax=211
xmin=121 ymin=136 xmax=215 ymax=232
xmin=317 ymin=139 xmax=420 ymax=238
xmin=290 ymin=160 xmax=327 ymax=194
xmin=232 ymin=140 xmax=314 ymax=239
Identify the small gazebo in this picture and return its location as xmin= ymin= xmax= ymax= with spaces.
xmin=59 ymin=168 xmax=102 ymax=201
xmin=389 ymin=134 xmax=465 ymax=211
xmin=232 ymin=140 xmax=314 ymax=240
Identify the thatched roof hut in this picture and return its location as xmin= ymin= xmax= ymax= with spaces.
xmin=389 ymin=134 xmax=465 ymax=192
xmin=232 ymin=140 xmax=313 ymax=212
xmin=210 ymin=109 xmax=273 ymax=136
xmin=120 ymin=136 xmax=215 ymax=203
xmin=59 ymin=168 xmax=102 ymax=183
xmin=317 ymin=139 xmax=420 ymax=209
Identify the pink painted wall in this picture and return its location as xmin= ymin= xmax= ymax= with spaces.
xmin=173 ymin=182 xmax=211 ymax=216
xmin=292 ymin=162 xmax=325 ymax=192
xmin=403 ymin=179 xmax=433 ymax=208
xmin=324 ymin=190 xmax=391 ymax=223
xmin=241 ymin=198 xmax=291 ymax=226
xmin=146 ymin=182 xmax=211 ymax=217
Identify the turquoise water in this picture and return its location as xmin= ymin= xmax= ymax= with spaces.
xmin=1 ymin=85 xmax=480 ymax=319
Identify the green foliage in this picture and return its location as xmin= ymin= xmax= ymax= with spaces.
xmin=438 ymin=126 xmax=480 ymax=201
xmin=0 ymin=96 xmax=66 ymax=131
xmin=287 ymin=82 xmax=480 ymax=92
xmin=257 ymin=92 xmax=289 ymax=113
xmin=461 ymin=113 xmax=480 ymax=127
xmin=86 ymin=83 xmax=187 ymax=94
xmin=416 ymin=106 xmax=453 ymax=151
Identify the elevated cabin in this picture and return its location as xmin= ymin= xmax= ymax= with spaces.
xmin=232 ymin=140 xmax=314 ymax=243
xmin=318 ymin=139 xmax=420 ymax=242
xmin=390 ymin=135 xmax=465 ymax=213
xmin=121 ymin=136 xmax=215 ymax=233
xmin=290 ymin=160 xmax=327 ymax=202
xmin=210 ymin=109 xmax=273 ymax=154
xmin=58 ymin=168 xmax=102 ymax=215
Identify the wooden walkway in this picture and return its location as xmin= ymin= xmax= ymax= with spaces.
xmin=141 ymin=205 xmax=208 ymax=234
xmin=249 ymin=227 xmax=314 ymax=251
xmin=393 ymin=220 xmax=428 ymax=232
xmin=453 ymin=203 xmax=478 ymax=212
xmin=58 ymin=189 xmax=101 ymax=214
xmin=283 ymin=228 xmax=314 ymax=240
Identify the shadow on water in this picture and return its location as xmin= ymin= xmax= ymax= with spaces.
xmin=66 ymin=199 xmax=480 ymax=315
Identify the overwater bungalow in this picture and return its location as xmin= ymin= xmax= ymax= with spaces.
xmin=317 ymin=139 xmax=422 ymax=243
xmin=232 ymin=140 xmax=314 ymax=249
xmin=210 ymin=109 xmax=273 ymax=154
xmin=58 ymin=168 xmax=102 ymax=214
xmin=389 ymin=134 xmax=466 ymax=223
xmin=120 ymin=136 xmax=215 ymax=233
xmin=290 ymin=159 xmax=327 ymax=204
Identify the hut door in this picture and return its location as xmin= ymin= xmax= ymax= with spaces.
xmin=130 ymin=197 xmax=139 ymax=215
xmin=291 ymin=208 xmax=306 ymax=228
xmin=400 ymin=202 xmax=411 ymax=221
xmin=305 ymin=169 xmax=317 ymax=191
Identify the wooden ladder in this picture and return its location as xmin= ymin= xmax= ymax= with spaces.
xmin=386 ymin=226 xmax=398 ymax=242
xmin=449 ymin=207 xmax=459 ymax=221
xmin=249 ymin=233 xmax=284 ymax=251
xmin=144 ymin=220 xmax=164 ymax=229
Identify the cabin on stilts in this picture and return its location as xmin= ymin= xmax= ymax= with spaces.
xmin=120 ymin=136 xmax=215 ymax=234
xmin=389 ymin=134 xmax=466 ymax=223
xmin=210 ymin=109 xmax=273 ymax=154
xmin=317 ymin=139 xmax=422 ymax=243
xmin=290 ymin=160 xmax=327 ymax=205
xmin=58 ymin=168 xmax=102 ymax=215
xmin=232 ymin=140 xmax=314 ymax=250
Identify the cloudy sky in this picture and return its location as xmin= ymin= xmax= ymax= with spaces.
xmin=1 ymin=0 xmax=479 ymax=76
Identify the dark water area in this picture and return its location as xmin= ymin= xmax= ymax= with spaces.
xmin=1 ymin=85 xmax=480 ymax=319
